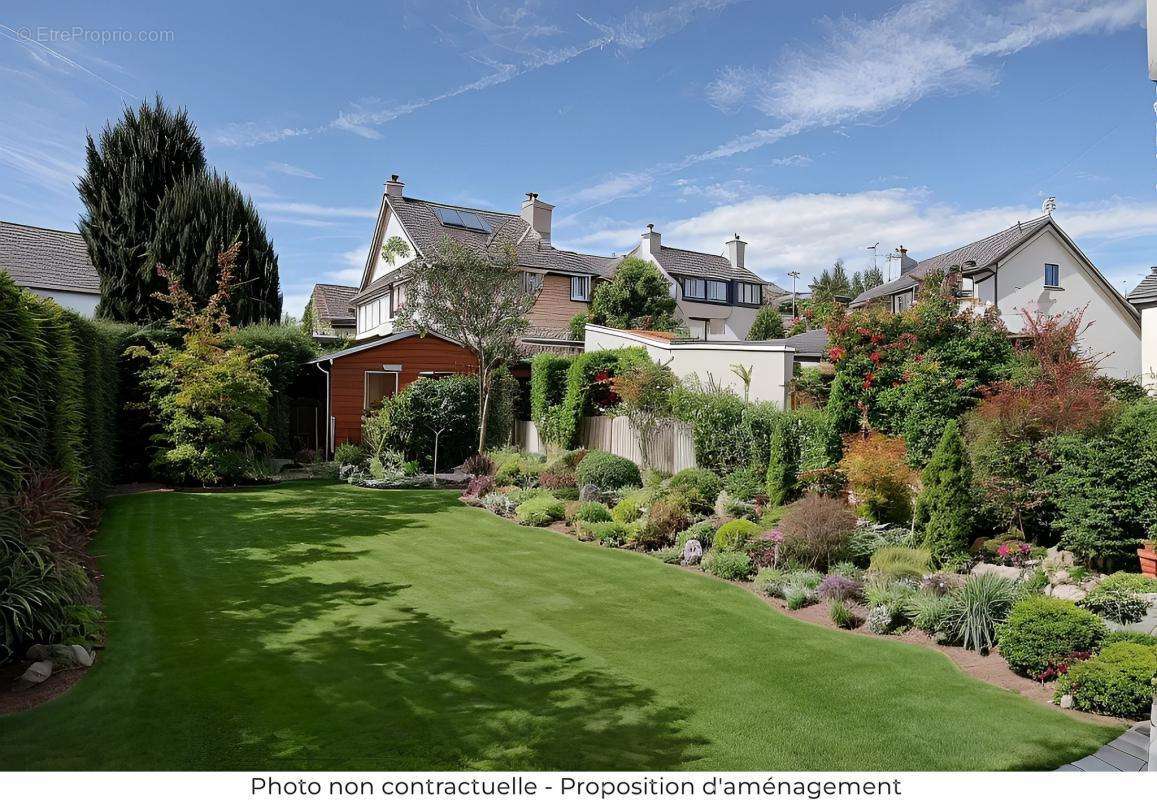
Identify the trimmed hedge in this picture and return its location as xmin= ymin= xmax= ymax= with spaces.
xmin=514 ymin=495 xmax=566 ymax=526
xmin=576 ymin=450 xmax=641 ymax=491
xmin=1055 ymin=642 xmax=1157 ymax=719
xmin=997 ymin=596 xmax=1107 ymax=679
xmin=228 ymin=324 xmax=319 ymax=456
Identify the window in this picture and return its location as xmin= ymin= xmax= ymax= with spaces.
xmin=521 ymin=272 xmax=544 ymax=295
xmin=682 ymin=278 xmax=706 ymax=300
xmin=893 ymin=291 xmax=914 ymax=314
xmin=570 ymin=275 xmax=591 ymax=302
xmin=958 ymin=276 xmax=974 ymax=297
xmin=364 ymin=370 xmax=399 ymax=411
xmin=737 ymin=282 xmax=762 ymax=305
xmin=706 ymin=280 xmax=728 ymax=302
xmin=1044 ymin=263 xmax=1060 ymax=288
xmin=391 ymin=283 xmax=406 ymax=316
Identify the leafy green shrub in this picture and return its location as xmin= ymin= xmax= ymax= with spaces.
xmin=779 ymin=493 xmax=857 ymax=569
xmin=669 ymin=468 xmax=722 ymax=512
xmin=507 ymin=487 xmax=551 ymax=506
xmin=585 ymin=521 xmax=634 ymax=547
xmin=1102 ymin=631 xmax=1157 ymax=648
xmin=997 ymin=596 xmax=1107 ymax=679
xmin=713 ymin=518 xmax=761 ymax=551
xmin=651 ymin=546 xmax=682 ymax=564
xmin=611 ymin=488 xmax=652 ymax=523
xmin=572 ymin=502 xmax=612 ymax=524
xmin=387 ymin=375 xmax=480 ymax=471
xmin=670 ymin=383 xmax=749 ymax=474
xmin=863 ymin=575 xmax=915 ymax=622
xmin=556 ymin=349 xmax=650 ymax=448
xmin=753 ymin=567 xmax=787 ymax=597
xmin=529 ymin=353 xmax=573 ymax=449
xmin=907 ymin=592 xmax=956 ymax=641
xmin=869 ymin=547 xmax=931 ymax=580
xmin=334 ymin=441 xmax=365 ymax=468
xmin=514 ymin=495 xmax=566 ymax=526
xmin=946 ymin=573 xmax=1018 ymax=652
xmin=840 ymin=433 xmax=915 ymax=524
xmin=765 ymin=415 xmax=798 ymax=507
xmin=576 ymin=450 xmax=641 ymax=491
xmin=829 ymin=599 xmax=859 ymax=629
xmin=642 ymin=493 xmax=692 ymax=546
xmin=494 ymin=455 xmax=543 ymax=487
xmin=480 ymin=492 xmax=516 ymax=516
xmin=1054 ymin=642 xmax=1157 ymax=718
xmin=912 ymin=420 xmax=973 ymax=562
xmin=676 ymin=522 xmax=715 ymax=551
xmin=747 ymin=304 xmax=785 ymax=340
xmin=702 ymin=551 xmax=753 ymax=580
xmin=1080 ymin=582 xmax=1151 ymax=626
xmin=723 ymin=466 xmax=764 ymax=502
xmin=785 ymin=583 xmax=818 ymax=610
xmin=228 ymin=323 xmax=319 ymax=457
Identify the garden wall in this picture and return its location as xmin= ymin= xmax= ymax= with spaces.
xmin=514 ymin=416 xmax=697 ymax=472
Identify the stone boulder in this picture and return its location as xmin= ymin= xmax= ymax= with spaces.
xmin=1044 ymin=546 xmax=1075 ymax=569
xmin=681 ymin=539 xmax=703 ymax=566
xmin=1048 ymin=583 xmax=1087 ymax=602
xmin=970 ymin=562 xmax=1023 ymax=581
xmin=579 ymin=484 xmax=601 ymax=503
xmin=20 ymin=660 xmax=53 ymax=685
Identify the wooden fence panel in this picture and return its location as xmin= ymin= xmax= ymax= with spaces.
xmin=514 ymin=417 xmax=696 ymax=472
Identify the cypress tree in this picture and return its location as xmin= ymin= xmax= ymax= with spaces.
xmin=148 ymin=171 xmax=282 ymax=324
xmin=914 ymin=419 xmax=974 ymax=561
xmin=79 ymin=96 xmax=207 ymax=323
xmin=766 ymin=415 xmax=799 ymax=507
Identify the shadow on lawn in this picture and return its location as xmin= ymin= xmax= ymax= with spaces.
xmin=202 ymin=486 xmax=706 ymax=769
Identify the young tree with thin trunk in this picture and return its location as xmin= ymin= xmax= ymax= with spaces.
xmin=393 ymin=238 xmax=535 ymax=452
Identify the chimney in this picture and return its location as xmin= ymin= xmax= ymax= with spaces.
xmin=726 ymin=233 xmax=746 ymax=270
xmin=385 ymin=174 xmax=404 ymax=198
xmin=641 ymin=223 xmax=661 ymax=256
xmin=520 ymin=192 xmax=553 ymax=243
xmin=897 ymin=245 xmax=917 ymax=275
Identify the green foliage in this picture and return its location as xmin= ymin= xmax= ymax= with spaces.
xmin=554 ymin=349 xmax=650 ymax=448
xmin=514 ymin=495 xmax=566 ymax=526
xmin=997 ymin=596 xmax=1108 ymax=679
xmin=333 ymin=441 xmax=365 ymax=468
xmin=869 ymin=547 xmax=932 ymax=580
xmin=913 ymin=420 xmax=973 ymax=562
xmin=702 ymin=550 xmax=754 ymax=581
xmin=747 ymin=305 xmax=785 ymax=340
xmin=1080 ymin=580 xmax=1151 ymax=626
xmin=765 ymin=410 xmax=842 ymax=508
xmin=79 ymin=96 xmax=208 ymax=323
xmin=670 ymin=382 xmax=747 ymax=473
xmin=1044 ymin=399 xmax=1157 ymax=567
xmin=529 ymin=353 xmax=573 ymax=449
xmin=584 ymin=520 xmax=634 ymax=547
xmin=1054 ymin=643 xmax=1157 ymax=719
xmin=829 ymin=598 xmax=858 ymax=629
xmin=387 ymin=376 xmax=479 ymax=471
xmin=149 ymin=170 xmax=281 ymax=324
xmin=765 ymin=415 xmax=798 ymax=507
xmin=668 ymin=468 xmax=722 ymax=512
xmin=840 ymin=433 xmax=914 ymax=524
xmin=485 ymin=367 xmax=518 ymax=450
xmin=568 ymin=312 xmax=589 ymax=342
xmin=641 ymin=493 xmax=692 ymax=547
xmin=494 ymin=454 xmax=543 ymax=487
xmin=946 ymin=573 xmax=1019 ymax=652
xmin=723 ymin=466 xmax=765 ymax=502
xmin=753 ymin=567 xmax=787 ymax=597
xmin=676 ymin=521 xmax=716 ymax=551
xmin=713 ymin=518 xmax=761 ymax=552
xmin=572 ymin=502 xmax=612 ymax=524
xmin=227 ymin=324 xmax=319 ymax=456
xmin=907 ymin=592 xmax=956 ymax=640
xmin=1103 ymin=631 xmax=1157 ymax=648
xmin=587 ymin=256 xmax=678 ymax=331
xmin=615 ymin=359 xmax=677 ymax=470
xmin=576 ymin=450 xmax=641 ymax=491
xmin=611 ymin=489 xmax=651 ymax=523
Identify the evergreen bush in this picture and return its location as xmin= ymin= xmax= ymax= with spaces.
xmin=913 ymin=420 xmax=974 ymax=562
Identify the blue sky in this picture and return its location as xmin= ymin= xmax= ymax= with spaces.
xmin=1 ymin=0 xmax=1154 ymax=316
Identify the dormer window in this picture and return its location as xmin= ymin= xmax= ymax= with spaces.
xmin=682 ymin=277 xmax=706 ymax=300
xmin=737 ymin=282 xmax=762 ymax=305
xmin=706 ymin=280 xmax=728 ymax=302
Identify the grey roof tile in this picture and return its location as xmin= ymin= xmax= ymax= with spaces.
xmin=652 ymin=244 xmax=778 ymax=288
xmin=310 ymin=283 xmax=357 ymax=323
xmin=1128 ymin=266 xmax=1157 ymax=307
xmin=759 ymin=327 xmax=829 ymax=356
xmin=0 ymin=220 xmax=100 ymax=294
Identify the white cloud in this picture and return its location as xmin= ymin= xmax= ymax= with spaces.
xmin=267 ymin=161 xmax=322 ymax=180
xmin=561 ymin=189 xmax=1157 ymax=288
xmin=260 ymin=201 xmax=376 ymax=219
xmin=323 ymin=246 xmax=370 ymax=283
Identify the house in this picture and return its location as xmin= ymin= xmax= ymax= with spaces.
xmin=627 ymin=225 xmax=786 ymax=340
xmin=1128 ymin=266 xmax=1157 ymax=393
xmin=849 ymin=214 xmax=1142 ymax=379
xmin=0 ymin=220 xmax=101 ymax=317
xmin=308 ymin=175 xmax=615 ymax=456
xmin=304 ymin=283 xmax=357 ymax=343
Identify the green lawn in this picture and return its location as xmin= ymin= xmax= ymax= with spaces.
xmin=0 ymin=481 xmax=1118 ymax=770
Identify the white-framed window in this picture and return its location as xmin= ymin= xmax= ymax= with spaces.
xmin=682 ymin=277 xmax=705 ymax=299
xmin=364 ymin=370 xmax=400 ymax=411
xmin=391 ymin=283 xmax=406 ymax=316
xmin=737 ymin=282 xmax=761 ymax=305
xmin=706 ymin=280 xmax=728 ymax=302
xmin=570 ymin=275 xmax=591 ymax=301
xmin=893 ymin=291 xmax=914 ymax=314
xmin=959 ymin=276 xmax=975 ymax=297
xmin=521 ymin=271 xmax=544 ymax=295
xmin=1044 ymin=263 xmax=1060 ymax=288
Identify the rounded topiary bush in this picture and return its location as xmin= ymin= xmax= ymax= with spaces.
xmin=575 ymin=450 xmax=641 ymax=491
xmin=572 ymin=501 xmax=612 ymax=524
xmin=1055 ymin=642 xmax=1157 ymax=719
xmin=713 ymin=518 xmax=761 ymax=552
xmin=669 ymin=468 xmax=722 ymax=511
xmin=998 ymin=595 xmax=1107 ymax=679
xmin=514 ymin=495 xmax=565 ymax=526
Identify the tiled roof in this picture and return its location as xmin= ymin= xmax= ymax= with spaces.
xmin=652 ymin=244 xmax=781 ymax=289
xmin=756 ymin=327 xmax=829 ymax=357
xmin=310 ymin=283 xmax=357 ymax=323
xmin=1128 ymin=266 xmax=1157 ymax=307
xmin=0 ymin=220 xmax=100 ymax=294
xmin=388 ymin=195 xmax=608 ymax=277
xmin=850 ymin=215 xmax=1053 ymax=307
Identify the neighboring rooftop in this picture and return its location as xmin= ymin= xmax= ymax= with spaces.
xmin=1128 ymin=266 xmax=1157 ymax=308
xmin=764 ymin=327 xmax=829 ymax=358
xmin=0 ymin=220 xmax=100 ymax=294
xmin=851 ymin=215 xmax=1053 ymax=307
xmin=309 ymin=283 xmax=357 ymax=324
xmin=650 ymin=243 xmax=784 ymax=291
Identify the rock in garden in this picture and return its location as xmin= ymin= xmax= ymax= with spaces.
xmin=970 ymin=562 xmax=1023 ymax=581
xmin=579 ymin=484 xmax=601 ymax=502
xmin=1045 ymin=546 xmax=1075 ymax=568
xmin=1059 ymin=694 xmax=1073 ymax=709
xmin=1049 ymin=569 xmax=1070 ymax=585
xmin=21 ymin=660 xmax=53 ymax=685
xmin=682 ymin=539 xmax=703 ymax=566
xmin=713 ymin=490 xmax=733 ymax=518
xmin=1050 ymin=584 xmax=1086 ymax=602
xmin=25 ymin=643 xmax=52 ymax=661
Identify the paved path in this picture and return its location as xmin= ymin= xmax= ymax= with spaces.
xmin=1057 ymin=721 xmax=1150 ymax=772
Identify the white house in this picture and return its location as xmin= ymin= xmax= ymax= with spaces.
xmin=626 ymin=225 xmax=785 ymax=341
xmin=1128 ymin=266 xmax=1157 ymax=393
xmin=0 ymin=220 xmax=101 ymax=317
xmin=850 ymin=214 xmax=1142 ymax=379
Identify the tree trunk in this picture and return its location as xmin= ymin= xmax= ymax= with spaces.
xmin=477 ymin=364 xmax=491 ymax=453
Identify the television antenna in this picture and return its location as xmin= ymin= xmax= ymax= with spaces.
xmin=787 ymin=270 xmax=801 ymax=318
xmin=866 ymin=242 xmax=879 ymax=271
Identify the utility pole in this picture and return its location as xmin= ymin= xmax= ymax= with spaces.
xmin=787 ymin=270 xmax=800 ymax=318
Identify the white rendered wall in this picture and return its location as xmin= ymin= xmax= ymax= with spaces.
xmin=27 ymin=288 xmax=99 ymax=318
xmin=1142 ymin=305 xmax=1156 ymax=394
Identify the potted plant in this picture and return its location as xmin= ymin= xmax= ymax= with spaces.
xmin=1139 ymin=539 xmax=1157 ymax=578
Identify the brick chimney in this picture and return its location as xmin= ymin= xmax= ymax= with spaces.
xmin=385 ymin=174 xmax=404 ymax=198
xmin=641 ymin=223 xmax=661 ymax=256
xmin=520 ymin=192 xmax=553 ymax=243
xmin=726 ymin=233 xmax=746 ymax=270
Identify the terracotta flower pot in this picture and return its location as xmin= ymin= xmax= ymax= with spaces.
xmin=1139 ymin=542 xmax=1157 ymax=578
